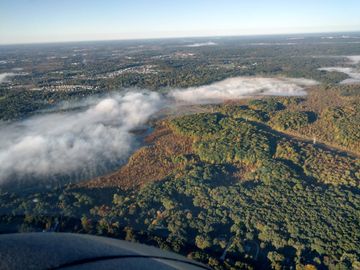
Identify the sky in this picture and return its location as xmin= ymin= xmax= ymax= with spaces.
xmin=1 ymin=0 xmax=360 ymax=44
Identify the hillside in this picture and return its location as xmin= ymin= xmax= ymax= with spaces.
xmin=1 ymin=86 xmax=360 ymax=270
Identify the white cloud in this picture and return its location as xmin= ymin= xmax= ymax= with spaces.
xmin=185 ymin=41 xmax=217 ymax=47
xmin=0 ymin=91 xmax=163 ymax=184
xmin=169 ymin=77 xmax=317 ymax=104
xmin=0 ymin=73 xmax=15 ymax=83
xmin=319 ymin=67 xmax=360 ymax=84
xmin=346 ymin=55 xmax=360 ymax=65
xmin=317 ymin=55 xmax=360 ymax=84
xmin=0 ymin=76 xmax=318 ymax=186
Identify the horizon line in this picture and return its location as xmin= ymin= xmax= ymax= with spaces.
xmin=1 ymin=30 xmax=360 ymax=46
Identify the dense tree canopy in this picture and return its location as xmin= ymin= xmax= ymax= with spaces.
xmin=1 ymin=101 xmax=359 ymax=269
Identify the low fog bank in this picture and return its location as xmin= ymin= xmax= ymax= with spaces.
xmin=0 ymin=91 xmax=163 ymax=186
xmin=0 ymin=73 xmax=16 ymax=83
xmin=318 ymin=55 xmax=360 ymax=84
xmin=319 ymin=67 xmax=360 ymax=84
xmin=347 ymin=55 xmax=360 ymax=65
xmin=0 ymin=76 xmax=316 ymax=188
xmin=185 ymin=41 xmax=217 ymax=47
xmin=169 ymin=77 xmax=317 ymax=104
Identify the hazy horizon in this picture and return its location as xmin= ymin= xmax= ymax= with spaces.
xmin=1 ymin=30 xmax=360 ymax=46
xmin=1 ymin=0 xmax=360 ymax=45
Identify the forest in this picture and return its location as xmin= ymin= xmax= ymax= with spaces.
xmin=1 ymin=36 xmax=360 ymax=269
xmin=1 ymin=36 xmax=359 ymax=121
xmin=1 ymin=92 xmax=359 ymax=270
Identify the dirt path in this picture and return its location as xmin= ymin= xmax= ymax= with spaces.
xmin=253 ymin=121 xmax=360 ymax=159
xmin=162 ymin=103 xmax=360 ymax=159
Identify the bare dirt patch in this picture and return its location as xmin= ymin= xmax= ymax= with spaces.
xmin=81 ymin=122 xmax=194 ymax=189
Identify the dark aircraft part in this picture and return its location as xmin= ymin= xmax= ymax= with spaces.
xmin=0 ymin=233 xmax=211 ymax=270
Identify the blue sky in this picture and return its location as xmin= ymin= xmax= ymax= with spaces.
xmin=1 ymin=0 xmax=360 ymax=44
